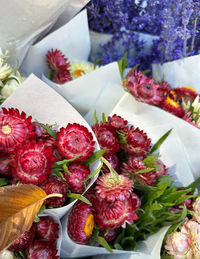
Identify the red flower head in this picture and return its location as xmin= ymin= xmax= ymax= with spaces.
xmin=11 ymin=140 xmax=55 ymax=185
xmin=46 ymin=48 xmax=70 ymax=71
xmin=64 ymin=162 xmax=90 ymax=193
xmin=161 ymin=97 xmax=185 ymax=118
xmin=123 ymin=126 xmax=151 ymax=156
xmin=68 ymin=200 xmax=94 ymax=244
xmin=35 ymin=216 xmax=59 ymax=242
xmin=121 ymin=158 xmax=167 ymax=186
xmin=99 ymin=228 xmax=118 ymax=243
xmin=53 ymin=69 xmax=72 ymax=84
xmin=94 ymin=193 xmax=141 ymax=229
xmin=157 ymin=81 xmax=171 ymax=100
xmin=124 ymin=70 xmax=162 ymax=105
xmin=173 ymin=86 xmax=198 ymax=103
xmin=9 ymin=223 xmax=36 ymax=251
xmin=40 ymin=176 xmax=68 ymax=207
xmin=26 ymin=240 xmax=59 ymax=259
xmin=107 ymin=114 xmax=128 ymax=130
xmin=0 ymin=108 xmax=34 ymax=154
xmin=95 ymin=171 xmax=133 ymax=202
xmin=57 ymin=123 xmax=95 ymax=162
xmin=92 ymin=122 xmax=120 ymax=152
xmin=0 ymin=155 xmax=12 ymax=178
xmin=102 ymin=151 xmax=119 ymax=174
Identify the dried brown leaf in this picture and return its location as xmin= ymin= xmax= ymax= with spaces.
xmin=0 ymin=184 xmax=47 ymax=252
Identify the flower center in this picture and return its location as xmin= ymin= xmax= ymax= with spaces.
xmin=84 ymin=214 xmax=94 ymax=236
xmin=165 ymin=97 xmax=179 ymax=108
xmin=74 ymin=69 xmax=85 ymax=77
xmin=2 ymin=125 xmax=12 ymax=135
xmin=169 ymin=90 xmax=176 ymax=100
xmin=182 ymin=86 xmax=196 ymax=92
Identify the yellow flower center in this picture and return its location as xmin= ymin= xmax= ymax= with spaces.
xmin=2 ymin=125 xmax=12 ymax=135
xmin=182 ymin=86 xmax=196 ymax=92
xmin=74 ymin=69 xmax=85 ymax=77
xmin=84 ymin=214 xmax=94 ymax=237
xmin=166 ymin=97 xmax=179 ymax=108
xmin=123 ymin=78 xmax=127 ymax=86
xmin=170 ymin=90 xmax=177 ymax=100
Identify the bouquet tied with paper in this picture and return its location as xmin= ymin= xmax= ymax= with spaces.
xmin=60 ymin=109 xmax=199 ymax=258
xmin=0 ymin=74 xmax=102 ymax=219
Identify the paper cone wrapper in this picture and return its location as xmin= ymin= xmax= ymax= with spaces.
xmin=152 ymin=54 xmax=200 ymax=92
xmin=42 ymin=62 xmax=124 ymax=125
xmin=110 ymin=92 xmax=200 ymax=179
xmin=2 ymin=74 xmax=101 ymax=219
xmin=0 ymin=0 xmax=89 ymax=66
xmin=60 ymin=96 xmax=194 ymax=257
xmin=21 ymin=10 xmax=90 ymax=78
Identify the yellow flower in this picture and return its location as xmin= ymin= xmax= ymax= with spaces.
xmin=0 ymin=62 xmax=12 ymax=81
xmin=70 ymin=62 xmax=99 ymax=79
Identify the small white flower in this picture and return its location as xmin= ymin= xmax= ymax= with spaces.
xmin=0 ymin=48 xmax=9 ymax=62
xmin=1 ymin=78 xmax=19 ymax=99
xmin=0 ymin=63 xmax=12 ymax=81
xmin=182 ymin=98 xmax=191 ymax=111
xmin=0 ymin=250 xmax=15 ymax=259
xmin=70 ymin=62 xmax=99 ymax=79
xmin=192 ymin=96 xmax=200 ymax=113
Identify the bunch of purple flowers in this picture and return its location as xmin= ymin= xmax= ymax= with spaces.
xmin=86 ymin=0 xmax=200 ymax=68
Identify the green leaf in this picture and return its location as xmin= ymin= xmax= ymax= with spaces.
xmin=94 ymin=235 xmax=113 ymax=253
xmin=118 ymin=52 xmax=128 ymax=78
xmin=150 ymin=202 xmax=163 ymax=211
xmin=114 ymin=243 xmax=123 ymax=250
xmin=133 ymin=168 xmax=155 ymax=175
xmin=38 ymin=205 xmax=46 ymax=215
xmin=101 ymin=157 xmax=119 ymax=178
xmin=83 ymin=161 xmax=103 ymax=187
xmin=51 ymin=171 xmax=66 ymax=181
xmin=0 ymin=178 xmax=9 ymax=187
xmin=55 ymin=155 xmax=82 ymax=165
xmin=67 ymin=193 xmax=92 ymax=206
xmin=149 ymin=129 xmax=172 ymax=155
xmin=102 ymin=113 xmax=107 ymax=123
xmin=84 ymin=150 xmax=106 ymax=167
xmin=93 ymin=111 xmax=98 ymax=124
xmin=186 ymin=177 xmax=200 ymax=194
xmin=143 ymin=153 xmax=159 ymax=168
xmin=142 ymin=69 xmax=151 ymax=75
xmin=94 ymin=58 xmax=101 ymax=69
xmin=40 ymin=123 xmax=58 ymax=140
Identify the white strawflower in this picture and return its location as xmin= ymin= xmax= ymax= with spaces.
xmin=70 ymin=62 xmax=99 ymax=79
xmin=1 ymin=78 xmax=19 ymax=99
xmin=192 ymin=96 xmax=200 ymax=113
xmin=0 ymin=48 xmax=9 ymax=62
xmin=0 ymin=63 xmax=12 ymax=81
xmin=0 ymin=250 xmax=15 ymax=259
xmin=182 ymin=98 xmax=191 ymax=111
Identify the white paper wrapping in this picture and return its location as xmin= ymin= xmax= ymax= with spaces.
xmin=60 ymin=103 xmax=194 ymax=258
xmin=42 ymin=62 xmax=124 ymax=125
xmin=1 ymin=74 xmax=101 ymax=219
xmin=0 ymin=0 xmax=89 ymax=67
xmin=20 ymin=10 xmax=91 ymax=78
xmin=152 ymin=55 xmax=200 ymax=92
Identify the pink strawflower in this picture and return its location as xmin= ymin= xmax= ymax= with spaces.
xmin=95 ymin=171 xmax=133 ymax=202
xmin=53 ymin=69 xmax=72 ymax=84
xmin=46 ymin=49 xmax=70 ymax=71
xmin=107 ymin=114 xmax=128 ymax=130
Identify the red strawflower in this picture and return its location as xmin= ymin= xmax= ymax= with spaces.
xmin=107 ymin=114 xmax=128 ymax=130
xmin=92 ymin=122 xmax=120 ymax=152
xmin=0 ymin=155 xmax=12 ymax=178
xmin=35 ymin=216 xmax=59 ymax=242
xmin=9 ymin=223 xmax=36 ymax=251
xmin=53 ymin=69 xmax=72 ymax=84
xmin=94 ymin=193 xmax=141 ymax=229
xmin=160 ymin=97 xmax=185 ymax=118
xmin=0 ymin=108 xmax=34 ymax=154
xmin=173 ymin=86 xmax=198 ymax=103
xmin=64 ymin=162 xmax=90 ymax=193
xmin=99 ymin=228 xmax=118 ymax=243
xmin=11 ymin=140 xmax=55 ymax=185
xmin=183 ymin=112 xmax=199 ymax=129
xmin=46 ymin=48 xmax=70 ymax=71
xmin=102 ymin=151 xmax=119 ymax=174
xmin=68 ymin=201 xmax=94 ymax=244
xmin=26 ymin=240 xmax=59 ymax=259
xmin=157 ymin=81 xmax=171 ymax=100
xmin=123 ymin=126 xmax=151 ymax=156
xmin=57 ymin=123 xmax=95 ymax=162
xmin=40 ymin=176 xmax=68 ymax=207
xmin=124 ymin=70 xmax=162 ymax=105
xmin=95 ymin=171 xmax=133 ymax=202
